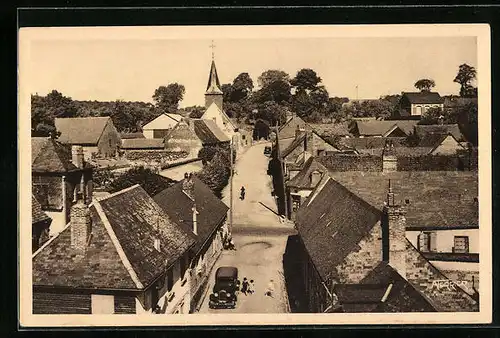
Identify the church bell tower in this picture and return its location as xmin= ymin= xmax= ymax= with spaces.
xmin=205 ymin=41 xmax=224 ymax=111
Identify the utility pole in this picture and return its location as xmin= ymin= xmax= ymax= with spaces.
xmin=229 ymin=136 xmax=234 ymax=235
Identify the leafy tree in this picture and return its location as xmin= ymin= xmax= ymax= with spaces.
xmin=291 ymin=68 xmax=322 ymax=92
xmin=454 ymin=64 xmax=477 ymax=97
xmin=419 ymin=107 xmax=444 ymax=125
xmin=108 ymin=166 xmax=176 ymax=197
xmin=254 ymin=78 xmax=291 ymax=104
xmin=198 ymin=146 xmax=219 ymax=164
xmin=257 ymin=70 xmax=290 ymax=88
xmin=196 ymin=151 xmax=231 ymax=198
xmin=404 ymin=130 xmax=421 ymax=147
xmin=254 ymin=101 xmax=287 ymax=126
xmin=454 ymin=101 xmax=478 ymax=145
xmin=31 ymin=90 xmax=78 ymax=136
xmin=414 ymin=79 xmax=436 ymax=92
xmin=230 ymin=72 xmax=254 ymax=102
xmin=152 ymin=83 xmax=186 ymax=114
xmin=186 ymin=105 xmax=206 ymax=118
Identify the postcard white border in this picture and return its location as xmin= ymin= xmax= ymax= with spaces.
xmin=18 ymin=23 xmax=492 ymax=327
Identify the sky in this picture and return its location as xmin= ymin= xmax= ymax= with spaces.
xmin=21 ymin=27 xmax=478 ymax=108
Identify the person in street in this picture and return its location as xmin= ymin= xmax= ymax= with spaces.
xmin=240 ymin=186 xmax=246 ymax=200
xmin=248 ymin=279 xmax=255 ymax=295
xmin=241 ymin=277 xmax=249 ymax=295
xmin=265 ymin=279 xmax=275 ymax=298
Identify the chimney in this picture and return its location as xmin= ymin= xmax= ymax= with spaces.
xmin=192 ymin=204 xmax=199 ymax=235
xmin=71 ymin=145 xmax=84 ymax=169
xmin=182 ymin=172 xmax=195 ymax=200
xmin=295 ymin=125 xmax=306 ymax=140
xmin=382 ymin=180 xmax=407 ymax=279
xmin=382 ymin=141 xmax=397 ymax=173
xmin=70 ymin=192 xmax=92 ymax=250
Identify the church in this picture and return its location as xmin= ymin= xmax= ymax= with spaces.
xmin=200 ymin=51 xmax=243 ymax=150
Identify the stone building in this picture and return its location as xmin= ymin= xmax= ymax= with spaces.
xmin=32 ymin=137 xmax=93 ymax=235
xmin=55 ymin=116 xmax=121 ymax=160
xmin=284 ymin=173 xmax=479 ymax=312
xmin=396 ymin=92 xmax=445 ymax=118
xmin=32 ymin=185 xmax=196 ymax=315
xmin=153 ymin=173 xmax=230 ymax=312
xmin=142 ymin=113 xmax=183 ymax=139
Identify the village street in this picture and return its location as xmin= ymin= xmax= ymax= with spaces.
xmin=198 ymin=142 xmax=296 ymax=313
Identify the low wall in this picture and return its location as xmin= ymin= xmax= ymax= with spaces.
xmin=123 ymin=150 xmax=189 ymax=165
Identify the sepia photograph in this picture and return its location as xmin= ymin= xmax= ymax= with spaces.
xmin=18 ymin=24 xmax=492 ymax=326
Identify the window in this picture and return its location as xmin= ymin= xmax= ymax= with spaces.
xmin=292 ymin=195 xmax=301 ymax=212
xmin=417 ymin=232 xmax=436 ymax=252
xmin=166 ymin=268 xmax=174 ymax=292
xmin=317 ymin=149 xmax=325 ymax=156
xmin=453 ymin=236 xmax=469 ymax=253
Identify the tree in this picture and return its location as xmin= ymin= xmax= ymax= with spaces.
xmin=414 ymin=79 xmax=436 ymax=92
xmin=198 ymin=146 xmax=219 ymax=164
xmin=108 ymin=166 xmax=176 ymax=197
xmin=31 ymin=90 xmax=78 ymax=136
xmin=152 ymin=83 xmax=186 ymax=113
xmin=254 ymin=101 xmax=287 ymax=126
xmin=196 ymin=152 xmax=231 ymax=198
xmin=419 ymin=107 xmax=444 ymax=125
xmin=291 ymin=68 xmax=322 ymax=92
xmin=257 ymin=70 xmax=290 ymax=88
xmin=454 ymin=64 xmax=477 ymax=97
xmin=186 ymin=105 xmax=206 ymax=118
xmin=230 ymin=73 xmax=254 ymax=102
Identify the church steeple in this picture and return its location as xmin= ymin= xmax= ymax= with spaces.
xmin=205 ymin=60 xmax=223 ymax=95
xmin=204 ymin=40 xmax=224 ymax=110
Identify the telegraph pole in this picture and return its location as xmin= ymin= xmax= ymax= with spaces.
xmin=229 ymin=136 xmax=234 ymax=235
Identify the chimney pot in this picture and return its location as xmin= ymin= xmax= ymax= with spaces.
xmin=71 ymin=145 xmax=85 ymax=169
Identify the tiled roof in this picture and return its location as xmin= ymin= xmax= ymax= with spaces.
xmin=334 ymin=284 xmax=388 ymax=304
xmin=415 ymin=124 xmax=464 ymax=142
xmin=32 ymin=195 xmax=51 ymax=224
xmin=165 ymin=119 xmax=198 ymax=143
xmin=282 ymin=134 xmax=306 ymax=159
xmin=120 ymin=132 xmax=145 ymax=139
xmin=121 ymin=138 xmax=164 ymax=149
xmin=154 ymin=176 xmax=229 ymax=254
xmin=402 ymin=92 xmax=444 ymax=104
xmin=309 ymin=122 xmax=352 ymax=137
xmin=327 ymin=171 xmax=478 ymax=229
xmin=32 ymin=137 xmax=49 ymax=164
xmin=55 ymin=117 xmax=112 ymax=145
xmin=31 ymin=137 xmax=79 ymax=173
xmin=295 ymin=178 xmax=382 ymax=280
xmin=33 ymin=185 xmax=195 ymax=290
xmin=287 ymin=157 xmax=329 ymax=189
xmin=278 ymin=115 xmax=310 ymax=140
xmin=193 ymin=119 xmax=230 ymax=144
xmin=418 ymin=133 xmax=449 ymax=148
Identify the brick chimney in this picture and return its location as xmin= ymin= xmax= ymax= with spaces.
xmin=70 ymin=192 xmax=92 ymax=250
xmin=382 ymin=141 xmax=397 ymax=173
xmin=192 ymin=204 xmax=199 ymax=235
xmin=71 ymin=145 xmax=85 ymax=169
xmin=382 ymin=180 xmax=407 ymax=279
xmin=182 ymin=172 xmax=195 ymax=201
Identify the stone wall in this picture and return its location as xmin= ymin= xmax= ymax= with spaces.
xmin=123 ymin=150 xmax=189 ymax=165
xmin=335 ymin=222 xmax=383 ymax=283
xmin=397 ymin=155 xmax=460 ymax=171
xmin=317 ymin=154 xmax=383 ymax=172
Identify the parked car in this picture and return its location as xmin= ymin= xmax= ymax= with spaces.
xmin=264 ymin=146 xmax=272 ymax=156
xmin=208 ymin=266 xmax=240 ymax=309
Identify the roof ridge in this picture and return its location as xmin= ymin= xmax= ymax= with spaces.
xmin=93 ymin=200 xmax=144 ymax=289
xmin=98 ymin=184 xmax=142 ymax=201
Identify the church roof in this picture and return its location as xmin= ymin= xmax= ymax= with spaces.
xmin=206 ymin=60 xmax=223 ymax=95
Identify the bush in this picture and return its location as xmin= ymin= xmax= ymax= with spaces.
xmin=108 ymin=166 xmax=176 ymax=197
xmin=196 ymin=152 xmax=231 ymax=198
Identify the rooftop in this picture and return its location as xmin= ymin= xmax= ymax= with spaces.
xmin=31 ymin=137 xmax=82 ymax=173
xmin=54 ymin=116 xmax=112 ymax=145
xmin=121 ymin=138 xmax=164 ymax=149
xmin=193 ymin=119 xmax=230 ymax=144
xmin=402 ymin=92 xmax=444 ymax=104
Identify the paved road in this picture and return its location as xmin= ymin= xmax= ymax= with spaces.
xmin=198 ymin=142 xmax=296 ymax=314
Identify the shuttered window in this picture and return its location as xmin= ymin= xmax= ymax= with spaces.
xmin=417 ymin=232 xmax=437 ymax=252
xmin=454 ymin=236 xmax=469 ymax=253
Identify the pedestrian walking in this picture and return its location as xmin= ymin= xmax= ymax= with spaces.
xmin=248 ymin=279 xmax=255 ymax=294
xmin=241 ymin=277 xmax=249 ymax=295
xmin=240 ymin=186 xmax=246 ymax=200
xmin=265 ymin=279 xmax=275 ymax=298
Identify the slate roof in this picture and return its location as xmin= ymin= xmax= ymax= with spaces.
xmin=334 ymin=284 xmax=388 ymax=304
xmin=281 ymin=131 xmax=337 ymax=159
xmin=33 ymin=185 xmax=195 ymax=290
xmin=31 ymin=137 xmax=79 ymax=173
xmin=32 ymin=195 xmax=51 ymax=224
xmin=193 ymin=119 xmax=230 ymax=144
xmin=55 ymin=117 xmax=112 ymax=145
xmin=295 ymin=178 xmax=382 ymax=280
xmin=154 ymin=176 xmax=229 ymax=254
xmin=402 ymin=92 xmax=444 ymax=104
xmin=206 ymin=60 xmax=223 ymax=95
xmin=327 ymin=171 xmax=478 ymax=229
xmin=121 ymin=138 xmax=164 ymax=149
xmin=355 ymin=120 xmax=418 ymax=137
xmin=287 ymin=157 xmax=329 ymax=189
xmin=415 ymin=124 xmax=464 ymax=142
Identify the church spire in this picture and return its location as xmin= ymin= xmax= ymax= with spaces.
xmin=206 ymin=40 xmax=223 ymax=95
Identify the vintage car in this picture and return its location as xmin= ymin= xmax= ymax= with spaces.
xmin=264 ymin=146 xmax=272 ymax=156
xmin=208 ymin=266 xmax=240 ymax=309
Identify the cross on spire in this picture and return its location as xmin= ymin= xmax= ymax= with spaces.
xmin=210 ymin=40 xmax=216 ymax=60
